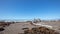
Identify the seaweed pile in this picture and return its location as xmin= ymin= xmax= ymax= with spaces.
xmin=23 ymin=27 xmax=60 ymax=34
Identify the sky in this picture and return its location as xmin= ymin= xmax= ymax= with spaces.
xmin=0 ymin=0 xmax=60 ymax=20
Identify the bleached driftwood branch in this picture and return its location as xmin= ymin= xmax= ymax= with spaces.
xmin=30 ymin=22 xmax=53 ymax=29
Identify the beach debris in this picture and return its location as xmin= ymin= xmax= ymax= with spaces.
xmin=30 ymin=22 xmax=53 ymax=29
xmin=23 ymin=27 xmax=60 ymax=34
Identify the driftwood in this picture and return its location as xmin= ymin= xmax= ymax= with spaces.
xmin=30 ymin=22 xmax=53 ymax=29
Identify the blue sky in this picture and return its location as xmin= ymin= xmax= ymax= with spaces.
xmin=0 ymin=0 xmax=60 ymax=20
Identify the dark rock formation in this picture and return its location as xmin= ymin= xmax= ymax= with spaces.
xmin=0 ymin=27 xmax=5 ymax=31
xmin=23 ymin=27 xmax=60 ymax=34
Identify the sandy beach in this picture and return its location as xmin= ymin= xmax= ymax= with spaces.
xmin=0 ymin=21 xmax=60 ymax=34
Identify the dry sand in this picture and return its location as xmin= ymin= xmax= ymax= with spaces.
xmin=1 ymin=23 xmax=35 ymax=34
xmin=0 ymin=22 xmax=60 ymax=34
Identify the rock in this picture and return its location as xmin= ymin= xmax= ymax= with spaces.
xmin=23 ymin=27 xmax=60 ymax=34
xmin=0 ymin=27 xmax=5 ymax=31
